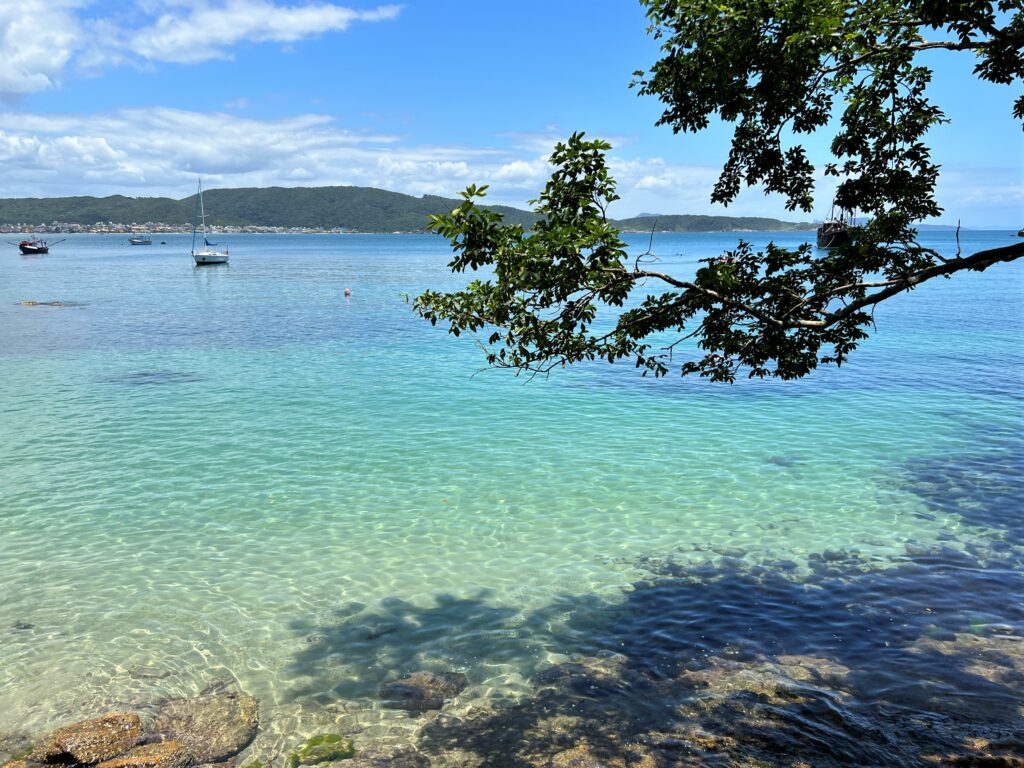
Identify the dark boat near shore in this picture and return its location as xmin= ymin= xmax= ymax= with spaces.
xmin=12 ymin=238 xmax=64 ymax=255
xmin=816 ymin=212 xmax=852 ymax=248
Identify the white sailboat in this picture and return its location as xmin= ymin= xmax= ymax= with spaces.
xmin=191 ymin=180 xmax=229 ymax=265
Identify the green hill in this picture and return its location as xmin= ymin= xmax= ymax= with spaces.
xmin=0 ymin=186 xmax=812 ymax=233
xmin=614 ymin=214 xmax=814 ymax=232
xmin=0 ymin=186 xmax=539 ymax=233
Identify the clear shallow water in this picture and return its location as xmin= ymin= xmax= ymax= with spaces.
xmin=0 ymin=231 xmax=1021 ymax=756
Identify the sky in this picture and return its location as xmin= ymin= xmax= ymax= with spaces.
xmin=0 ymin=0 xmax=1021 ymax=226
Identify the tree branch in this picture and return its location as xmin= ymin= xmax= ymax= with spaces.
xmin=632 ymin=241 xmax=1024 ymax=331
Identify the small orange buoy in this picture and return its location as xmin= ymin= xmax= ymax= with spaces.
xmin=344 ymin=288 xmax=351 ymax=297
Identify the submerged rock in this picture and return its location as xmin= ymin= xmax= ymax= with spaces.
xmin=0 ymin=732 xmax=33 ymax=764
xmin=543 ymin=743 xmax=660 ymax=768
xmin=380 ymin=673 xmax=467 ymax=712
xmin=345 ymin=745 xmax=428 ymax=768
xmin=30 ymin=713 xmax=142 ymax=764
xmin=152 ymin=691 xmax=258 ymax=764
xmin=96 ymin=742 xmax=187 ymax=768
xmin=546 ymin=745 xmax=607 ymax=768
xmin=286 ymin=735 xmax=355 ymax=767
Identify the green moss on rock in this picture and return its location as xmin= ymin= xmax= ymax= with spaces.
xmin=286 ymin=735 xmax=355 ymax=768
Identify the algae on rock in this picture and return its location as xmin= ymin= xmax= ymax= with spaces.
xmin=286 ymin=734 xmax=355 ymax=767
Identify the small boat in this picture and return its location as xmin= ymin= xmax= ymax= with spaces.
xmin=128 ymin=234 xmax=153 ymax=245
xmin=191 ymin=180 xmax=228 ymax=265
xmin=11 ymin=237 xmax=64 ymax=255
xmin=816 ymin=209 xmax=853 ymax=249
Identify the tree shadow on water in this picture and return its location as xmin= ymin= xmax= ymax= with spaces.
xmin=281 ymin=441 xmax=1024 ymax=766
xmin=414 ymin=545 xmax=1024 ymax=767
xmin=902 ymin=430 xmax=1024 ymax=544
xmin=284 ymin=590 xmax=554 ymax=703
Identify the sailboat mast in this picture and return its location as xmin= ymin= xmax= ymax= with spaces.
xmin=199 ymin=180 xmax=207 ymax=242
xmin=191 ymin=180 xmax=200 ymax=253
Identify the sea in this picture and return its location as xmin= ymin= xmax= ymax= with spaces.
xmin=1 ymin=231 xmax=1021 ymax=762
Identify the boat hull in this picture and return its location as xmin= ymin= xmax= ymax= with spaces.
xmin=19 ymin=244 xmax=49 ymax=255
xmin=129 ymin=239 xmax=152 ymax=245
xmin=816 ymin=227 xmax=851 ymax=249
xmin=193 ymin=250 xmax=229 ymax=265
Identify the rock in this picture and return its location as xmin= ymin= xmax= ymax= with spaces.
xmin=153 ymin=691 xmax=258 ymax=764
xmin=2 ymin=761 xmax=41 ymax=768
xmin=286 ymin=735 xmax=355 ymax=768
xmin=12 ymin=622 xmax=35 ymax=631
xmin=96 ymin=742 xmax=187 ymax=768
xmin=546 ymin=745 xmax=612 ymax=768
xmin=380 ymin=672 xmax=467 ymax=712
xmin=344 ymin=745 xmax=429 ymax=768
xmin=30 ymin=713 xmax=142 ymax=764
xmin=128 ymin=667 xmax=171 ymax=681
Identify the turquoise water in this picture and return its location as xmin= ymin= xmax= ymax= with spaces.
xmin=1 ymin=232 xmax=1021 ymax=752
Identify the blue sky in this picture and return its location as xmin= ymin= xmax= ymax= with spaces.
xmin=1 ymin=0 xmax=1021 ymax=226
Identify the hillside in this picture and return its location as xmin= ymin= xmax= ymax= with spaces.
xmin=614 ymin=214 xmax=814 ymax=232
xmin=0 ymin=186 xmax=539 ymax=233
xmin=0 ymin=186 xmax=812 ymax=233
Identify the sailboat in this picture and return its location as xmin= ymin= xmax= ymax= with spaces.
xmin=191 ymin=180 xmax=229 ymax=265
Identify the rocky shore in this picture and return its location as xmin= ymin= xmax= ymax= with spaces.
xmin=5 ymin=537 xmax=1024 ymax=768
xmin=4 ymin=624 xmax=1023 ymax=768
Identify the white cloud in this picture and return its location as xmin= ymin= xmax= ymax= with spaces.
xmin=124 ymin=1 xmax=402 ymax=64
xmin=493 ymin=160 xmax=545 ymax=182
xmin=0 ymin=0 xmax=82 ymax=95
xmin=0 ymin=106 xmax=737 ymax=217
xmin=0 ymin=1 xmax=402 ymax=95
xmin=0 ymin=108 xmax=1013 ymax=226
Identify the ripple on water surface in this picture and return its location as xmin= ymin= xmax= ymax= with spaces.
xmin=0 ymin=233 xmax=1021 ymax=764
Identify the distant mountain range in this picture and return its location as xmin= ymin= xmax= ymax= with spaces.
xmin=0 ymin=185 xmax=813 ymax=233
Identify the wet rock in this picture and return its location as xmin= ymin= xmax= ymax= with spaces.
xmin=677 ymin=655 xmax=852 ymax=705
xmin=548 ymin=743 xmax=660 ymax=768
xmin=153 ymin=691 xmax=258 ymax=764
xmin=286 ymin=735 xmax=355 ymax=768
xmin=546 ymin=746 xmax=601 ymax=768
xmin=380 ymin=672 xmax=467 ymax=712
xmin=641 ymin=727 xmax=735 ymax=755
xmin=345 ymin=745 xmax=429 ymax=768
xmin=128 ymin=667 xmax=172 ymax=681
xmin=910 ymin=631 xmax=1024 ymax=703
xmin=12 ymin=622 xmax=35 ymax=631
xmin=2 ymin=760 xmax=42 ymax=768
xmin=523 ymin=716 xmax=583 ymax=749
xmin=428 ymin=751 xmax=482 ymax=768
xmin=96 ymin=741 xmax=187 ymax=768
xmin=30 ymin=713 xmax=142 ymax=764
xmin=535 ymin=654 xmax=631 ymax=695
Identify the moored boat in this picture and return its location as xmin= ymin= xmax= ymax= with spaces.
xmin=191 ymin=180 xmax=229 ymax=265
xmin=816 ymin=220 xmax=850 ymax=248
xmin=11 ymin=238 xmax=64 ymax=255
xmin=816 ymin=209 xmax=853 ymax=249
xmin=129 ymin=234 xmax=153 ymax=245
